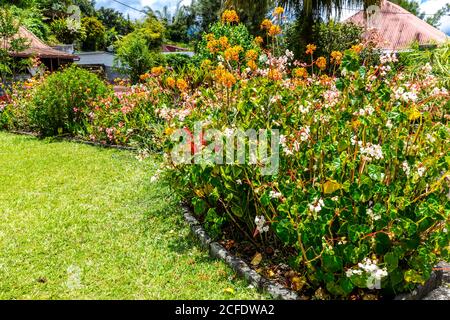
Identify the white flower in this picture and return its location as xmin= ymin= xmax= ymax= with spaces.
xmin=299 ymin=126 xmax=310 ymax=142
xmin=402 ymin=161 xmax=411 ymax=176
xmin=386 ymin=119 xmax=393 ymax=129
xmin=426 ymin=133 xmax=436 ymax=143
xmin=367 ymin=208 xmax=381 ymax=221
xmin=360 ymin=143 xmax=383 ymax=161
xmin=255 ymin=215 xmax=269 ymax=233
xmin=308 ymin=198 xmax=324 ymax=213
xmin=269 ymin=190 xmax=283 ymax=199
xmin=224 ymin=128 xmax=235 ymax=138
xmin=417 ymin=166 xmax=426 ymax=177
xmin=236 ymin=179 xmax=242 ymax=185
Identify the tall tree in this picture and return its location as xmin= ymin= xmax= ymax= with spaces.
xmin=276 ymin=0 xmax=380 ymax=57
xmin=225 ymin=0 xmax=274 ymax=35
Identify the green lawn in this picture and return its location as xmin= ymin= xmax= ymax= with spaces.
xmin=0 ymin=132 xmax=263 ymax=299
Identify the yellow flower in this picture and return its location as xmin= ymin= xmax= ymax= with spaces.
xmin=268 ymin=68 xmax=282 ymax=81
xmin=292 ymin=67 xmax=308 ymax=79
xmin=218 ymin=36 xmax=230 ymax=50
xmin=260 ymin=19 xmax=273 ymax=30
xmin=222 ymin=10 xmax=239 ymax=23
xmin=140 ymin=73 xmax=150 ymax=81
xmin=331 ymin=51 xmax=343 ymax=65
xmin=214 ymin=65 xmax=236 ymax=88
xmin=315 ymin=57 xmax=327 ymax=70
xmin=221 ymin=72 xmax=236 ymax=88
xmin=176 ymin=79 xmax=188 ymax=91
xmin=166 ymin=77 xmax=176 ymax=88
xmin=165 ymin=127 xmax=175 ymax=135
xmin=268 ymin=25 xmax=282 ymax=37
xmin=351 ymin=44 xmax=363 ymax=54
xmin=247 ymin=60 xmax=257 ymax=70
xmin=245 ymin=49 xmax=258 ymax=61
xmin=205 ymin=33 xmax=214 ymax=41
xmin=306 ymin=44 xmax=317 ymax=55
xmin=224 ymin=45 xmax=243 ymax=62
xmin=207 ymin=39 xmax=219 ymax=53
xmin=201 ymin=59 xmax=212 ymax=68
xmin=254 ymin=36 xmax=264 ymax=45
xmin=151 ymin=66 xmax=165 ymax=76
xmin=273 ymin=7 xmax=284 ymax=17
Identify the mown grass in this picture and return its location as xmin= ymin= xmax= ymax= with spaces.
xmin=0 ymin=132 xmax=264 ymax=299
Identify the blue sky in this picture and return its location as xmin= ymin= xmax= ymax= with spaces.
xmin=95 ymin=0 xmax=450 ymax=34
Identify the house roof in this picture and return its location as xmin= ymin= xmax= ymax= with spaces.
xmin=345 ymin=0 xmax=448 ymax=50
xmin=3 ymin=26 xmax=79 ymax=60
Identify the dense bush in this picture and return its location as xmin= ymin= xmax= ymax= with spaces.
xmin=164 ymin=54 xmax=192 ymax=72
xmin=28 ymin=66 xmax=111 ymax=136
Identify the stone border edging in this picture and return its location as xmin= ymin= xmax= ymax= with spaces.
xmin=182 ymin=205 xmax=300 ymax=300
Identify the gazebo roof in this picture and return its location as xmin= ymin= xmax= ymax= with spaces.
xmin=3 ymin=26 xmax=78 ymax=60
xmin=345 ymin=0 xmax=448 ymax=50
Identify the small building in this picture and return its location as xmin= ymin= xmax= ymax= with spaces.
xmin=6 ymin=27 xmax=79 ymax=72
xmin=74 ymin=51 xmax=124 ymax=82
xmin=162 ymin=44 xmax=194 ymax=57
xmin=345 ymin=0 xmax=448 ymax=51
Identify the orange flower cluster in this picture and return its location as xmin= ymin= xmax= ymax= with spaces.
xmin=151 ymin=66 xmax=165 ymax=76
xmin=351 ymin=44 xmax=363 ymax=54
xmin=260 ymin=19 xmax=273 ymax=30
xmin=273 ymin=7 xmax=284 ymax=16
xmin=268 ymin=68 xmax=282 ymax=81
xmin=331 ymin=51 xmax=343 ymax=65
xmin=305 ymin=44 xmax=317 ymax=55
xmin=292 ymin=67 xmax=308 ymax=79
xmin=206 ymin=36 xmax=230 ymax=54
xmin=140 ymin=73 xmax=151 ymax=81
xmin=176 ymin=79 xmax=188 ymax=91
xmin=166 ymin=77 xmax=176 ymax=88
xmin=245 ymin=49 xmax=258 ymax=62
xmin=268 ymin=25 xmax=282 ymax=37
xmin=222 ymin=10 xmax=239 ymax=23
xmin=315 ymin=57 xmax=327 ymax=70
xmin=224 ymin=45 xmax=243 ymax=62
xmin=214 ymin=65 xmax=236 ymax=88
xmin=254 ymin=36 xmax=264 ymax=46
xmin=247 ymin=60 xmax=257 ymax=70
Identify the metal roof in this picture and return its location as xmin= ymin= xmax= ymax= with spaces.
xmin=345 ymin=0 xmax=448 ymax=50
xmin=2 ymin=27 xmax=79 ymax=60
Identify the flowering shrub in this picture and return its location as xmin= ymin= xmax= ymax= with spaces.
xmin=28 ymin=66 xmax=111 ymax=136
xmin=153 ymin=11 xmax=450 ymax=298
xmin=81 ymin=83 xmax=162 ymax=148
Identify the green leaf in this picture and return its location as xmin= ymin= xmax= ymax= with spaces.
xmin=384 ymin=252 xmax=399 ymax=272
xmin=322 ymin=253 xmax=343 ymax=273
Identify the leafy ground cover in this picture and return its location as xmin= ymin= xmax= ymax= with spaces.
xmin=0 ymin=132 xmax=264 ymax=299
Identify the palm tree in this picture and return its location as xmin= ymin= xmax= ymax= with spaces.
xmin=277 ymin=0 xmax=381 ymax=57
xmin=224 ymin=0 xmax=275 ymax=35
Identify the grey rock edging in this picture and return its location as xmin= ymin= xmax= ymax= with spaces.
xmin=393 ymin=261 xmax=449 ymax=300
xmin=182 ymin=205 xmax=300 ymax=300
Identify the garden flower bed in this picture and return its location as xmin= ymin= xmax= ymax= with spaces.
xmin=1 ymin=10 xmax=448 ymax=300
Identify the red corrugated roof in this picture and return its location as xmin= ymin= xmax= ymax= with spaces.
xmin=2 ymin=26 xmax=78 ymax=60
xmin=345 ymin=0 xmax=448 ymax=50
